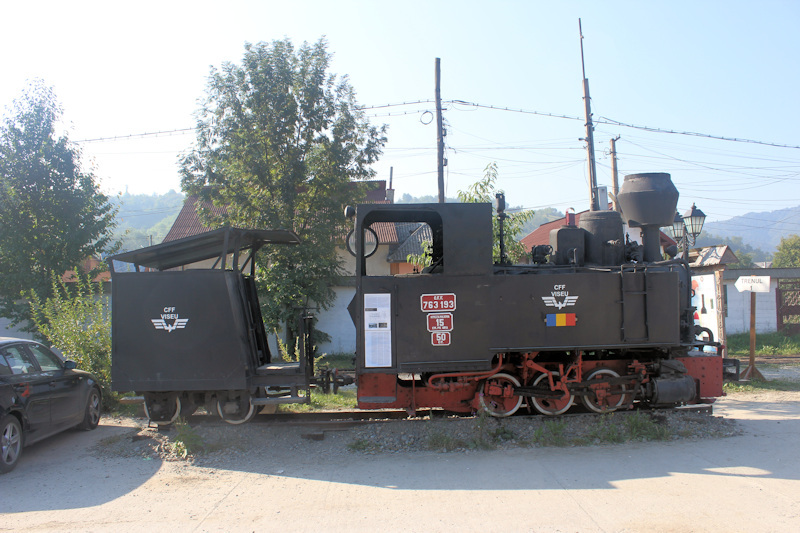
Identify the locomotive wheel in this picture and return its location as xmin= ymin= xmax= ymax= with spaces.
xmin=479 ymin=373 xmax=523 ymax=417
xmin=216 ymin=397 xmax=256 ymax=425
xmin=582 ymin=368 xmax=630 ymax=413
xmin=143 ymin=396 xmax=181 ymax=426
xmin=530 ymin=372 xmax=574 ymax=416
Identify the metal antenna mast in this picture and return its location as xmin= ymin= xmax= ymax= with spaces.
xmin=579 ymin=19 xmax=600 ymax=211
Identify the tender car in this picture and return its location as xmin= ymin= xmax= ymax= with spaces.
xmin=0 ymin=337 xmax=101 ymax=473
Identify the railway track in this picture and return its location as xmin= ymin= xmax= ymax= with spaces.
xmin=166 ymin=403 xmax=714 ymax=436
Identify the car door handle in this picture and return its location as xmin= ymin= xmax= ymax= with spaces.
xmin=49 ymin=381 xmax=58 ymax=388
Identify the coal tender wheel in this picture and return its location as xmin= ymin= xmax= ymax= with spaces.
xmin=582 ymin=368 xmax=630 ymax=414
xmin=216 ymin=396 xmax=256 ymax=425
xmin=530 ymin=372 xmax=574 ymax=416
xmin=143 ymin=396 xmax=181 ymax=426
xmin=479 ymin=373 xmax=523 ymax=417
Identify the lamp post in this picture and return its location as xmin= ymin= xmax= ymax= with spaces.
xmin=665 ymin=203 xmax=706 ymax=258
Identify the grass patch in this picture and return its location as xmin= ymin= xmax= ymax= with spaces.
xmin=726 ymin=331 xmax=800 ymax=357
xmin=315 ymin=352 xmax=355 ymax=370
xmin=280 ymin=389 xmax=358 ymax=412
xmin=724 ymin=379 xmax=800 ymax=393
xmin=169 ymin=417 xmax=205 ymax=458
xmin=587 ymin=414 xmax=626 ymax=444
xmin=348 ymin=438 xmax=378 ymax=452
xmin=623 ymin=412 xmax=673 ymax=441
xmin=108 ymin=401 xmax=143 ymax=418
xmin=530 ymin=419 xmax=569 ymax=447
xmin=586 ymin=413 xmax=673 ymax=444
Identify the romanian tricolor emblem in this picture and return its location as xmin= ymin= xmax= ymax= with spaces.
xmin=546 ymin=313 xmax=576 ymax=327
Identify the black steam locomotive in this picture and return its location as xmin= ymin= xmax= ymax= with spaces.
xmin=109 ymin=172 xmax=729 ymax=424
xmin=349 ymin=172 xmax=728 ymax=416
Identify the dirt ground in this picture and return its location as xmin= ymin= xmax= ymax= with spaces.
xmin=2 ymin=390 xmax=799 ymax=532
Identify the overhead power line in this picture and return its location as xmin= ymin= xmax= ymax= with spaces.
xmin=75 ymin=128 xmax=194 ymax=143
xmin=72 ymin=99 xmax=800 ymax=151
xmin=596 ymin=116 xmax=800 ymax=150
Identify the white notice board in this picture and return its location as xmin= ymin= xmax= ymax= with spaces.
xmin=734 ymin=276 xmax=771 ymax=293
xmin=364 ymin=293 xmax=392 ymax=367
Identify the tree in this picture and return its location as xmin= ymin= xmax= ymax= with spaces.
xmin=457 ymin=162 xmax=534 ymax=263
xmin=28 ymin=273 xmax=115 ymax=408
xmin=773 ymin=235 xmax=800 ymax=268
xmin=0 ymin=81 xmax=118 ymax=327
xmin=180 ymin=39 xmax=386 ymax=346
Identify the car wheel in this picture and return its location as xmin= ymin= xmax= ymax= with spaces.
xmin=1 ymin=415 xmax=22 ymax=474
xmin=78 ymin=388 xmax=102 ymax=431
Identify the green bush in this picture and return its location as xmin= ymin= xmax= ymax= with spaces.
xmin=29 ymin=272 xmax=116 ymax=408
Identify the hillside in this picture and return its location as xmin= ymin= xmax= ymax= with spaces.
xmin=111 ymin=190 xmax=185 ymax=251
xmin=702 ymin=205 xmax=800 ymax=253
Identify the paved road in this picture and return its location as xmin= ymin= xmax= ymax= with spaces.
xmin=1 ymin=392 xmax=798 ymax=532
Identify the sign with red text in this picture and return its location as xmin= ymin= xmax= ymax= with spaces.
xmin=431 ymin=332 xmax=451 ymax=346
xmin=420 ymin=293 xmax=456 ymax=312
xmin=427 ymin=312 xmax=453 ymax=332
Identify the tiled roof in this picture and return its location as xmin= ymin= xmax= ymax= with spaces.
xmin=62 ymin=256 xmax=110 ymax=283
xmin=163 ymin=196 xmax=227 ymax=243
xmin=371 ymin=222 xmax=398 ymax=244
xmin=387 ymin=223 xmax=432 ymax=262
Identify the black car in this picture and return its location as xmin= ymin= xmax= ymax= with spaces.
xmin=0 ymin=337 xmax=101 ymax=473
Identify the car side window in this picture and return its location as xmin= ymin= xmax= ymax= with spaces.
xmin=0 ymin=354 xmax=11 ymax=376
xmin=28 ymin=344 xmax=63 ymax=372
xmin=2 ymin=346 xmax=37 ymax=374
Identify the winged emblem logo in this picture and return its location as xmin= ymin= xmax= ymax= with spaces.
xmin=151 ymin=318 xmax=189 ymax=333
xmin=541 ymin=296 xmax=579 ymax=310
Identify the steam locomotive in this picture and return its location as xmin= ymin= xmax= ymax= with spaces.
xmin=348 ymin=172 xmax=728 ymax=416
xmin=109 ymin=172 xmax=729 ymax=424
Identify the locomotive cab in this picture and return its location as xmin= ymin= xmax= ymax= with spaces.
xmin=350 ymin=173 xmax=726 ymax=417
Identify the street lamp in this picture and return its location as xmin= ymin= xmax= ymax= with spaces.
xmin=666 ymin=203 xmax=706 ymax=255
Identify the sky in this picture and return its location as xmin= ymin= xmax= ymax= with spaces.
xmin=3 ymin=0 xmax=800 ymax=230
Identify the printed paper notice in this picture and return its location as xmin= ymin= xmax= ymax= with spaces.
xmin=364 ymin=293 xmax=392 ymax=367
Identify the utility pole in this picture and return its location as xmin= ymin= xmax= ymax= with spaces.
xmin=579 ymin=19 xmax=599 ymax=211
xmin=610 ymin=136 xmax=621 ymax=211
xmin=435 ymin=58 xmax=445 ymax=203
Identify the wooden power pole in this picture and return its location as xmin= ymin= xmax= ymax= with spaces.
xmin=435 ymin=58 xmax=445 ymax=203
xmin=610 ymin=136 xmax=620 ymax=211
xmin=579 ymin=20 xmax=599 ymax=211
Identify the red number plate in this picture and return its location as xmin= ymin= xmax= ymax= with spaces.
xmin=431 ymin=332 xmax=451 ymax=346
xmin=427 ymin=313 xmax=453 ymax=332
xmin=421 ymin=293 xmax=456 ymax=312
